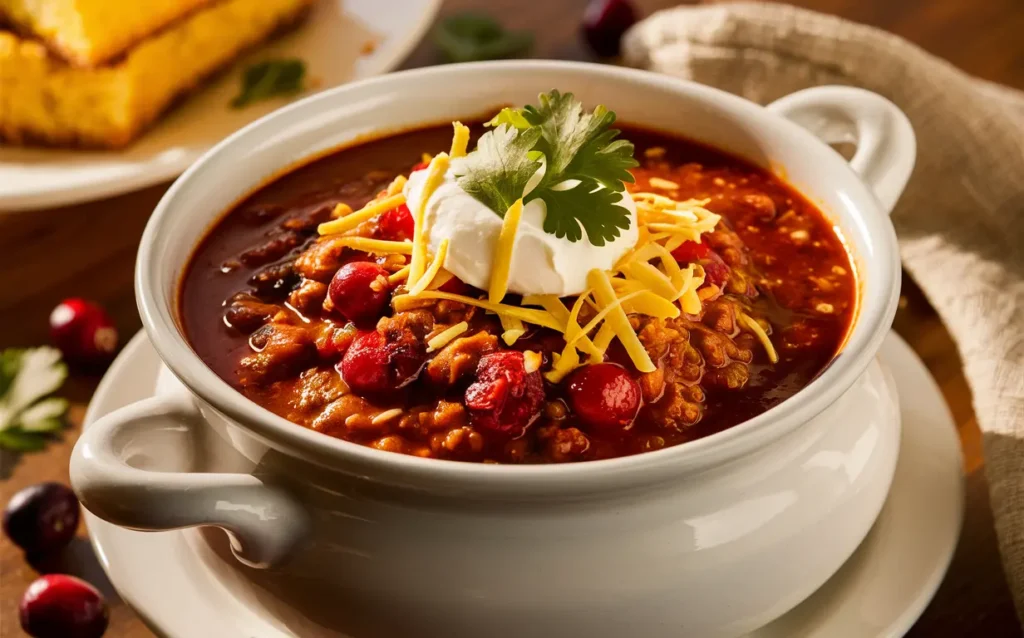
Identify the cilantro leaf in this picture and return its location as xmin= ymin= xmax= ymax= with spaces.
xmin=485 ymin=107 xmax=531 ymax=130
xmin=231 ymin=59 xmax=306 ymax=109
xmin=522 ymin=91 xmax=639 ymax=245
xmin=523 ymin=90 xmax=637 ymax=193
xmin=456 ymin=90 xmax=640 ymax=246
xmin=18 ymin=398 xmax=69 ymax=432
xmin=0 ymin=429 xmax=47 ymax=452
xmin=0 ymin=348 xmax=20 ymax=399
xmin=433 ymin=13 xmax=533 ymax=63
xmin=0 ymin=347 xmax=68 ymax=452
xmin=539 ymin=179 xmax=632 ymax=246
xmin=452 ymin=124 xmax=542 ymax=216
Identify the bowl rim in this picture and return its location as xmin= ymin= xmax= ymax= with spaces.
xmin=137 ymin=60 xmax=902 ymax=496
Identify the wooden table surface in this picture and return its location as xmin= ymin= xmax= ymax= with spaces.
xmin=2 ymin=0 xmax=1022 ymax=636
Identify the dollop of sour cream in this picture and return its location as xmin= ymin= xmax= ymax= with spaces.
xmin=403 ymin=169 xmax=638 ymax=297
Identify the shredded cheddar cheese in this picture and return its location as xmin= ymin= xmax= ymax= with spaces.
xmin=393 ymin=291 xmax=562 ymax=331
xmin=388 ymin=266 xmax=410 ymax=284
xmin=450 ymin=122 xmax=471 ymax=158
xmin=409 ymin=239 xmax=450 ymax=296
xmin=386 ymin=175 xmax=408 ymax=196
xmin=528 ymin=295 xmax=602 ymax=361
xmin=332 ymin=237 xmax=413 ymax=255
xmin=591 ymin=324 xmax=616 ymax=363
xmin=330 ymin=203 xmax=353 ymax=219
xmin=318 ymin=193 xmax=406 ymax=236
xmin=428 ymin=268 xmax=455 ymax=291
xmin=488 ymin=198 xmax=523 ymax=303
xmin=738 ymin=313 xmax=779 ymax=364
xmin=426 ymin=321 xmax=469 ymax=352
xmin=523 ymin=350 xmax=543 ymax=374
xmin=588 ymin=269 xmax=655 ymax=373
xmin=410 ymin=153 xmax=450 ymax=282
xmin=500 ymin=315 xmax=526 ymax=346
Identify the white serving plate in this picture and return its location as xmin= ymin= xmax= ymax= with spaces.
xmin=82 ymin=330 xmax=962 ymax=637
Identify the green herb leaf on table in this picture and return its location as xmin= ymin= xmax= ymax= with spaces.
xmin=457 ymin=90 xmax=640 ymax=246
xmin=231 ymin=59 xmax=306 ymax=109
xmin=433 ymin=13 xmax=533 ymax=63
xmin=0 ymin=347 xmax=69 ymax=452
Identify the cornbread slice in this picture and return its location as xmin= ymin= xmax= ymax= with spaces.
xmin=0 ymin=0 xmax=313 ymax=148
xmin=0 ymin=0 xmax=217 ymax=66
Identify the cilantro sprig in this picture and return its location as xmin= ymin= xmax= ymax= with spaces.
xmin=453 ymin=90 xmax=639 ymax=246
xmin=0 ymin=347 xmax=68 ymax=452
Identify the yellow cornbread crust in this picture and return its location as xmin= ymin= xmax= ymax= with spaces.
xmin=0 ymin=0 xmax=313 ymax=149
xmin=0 ymin=0 xmax=217 ymax=67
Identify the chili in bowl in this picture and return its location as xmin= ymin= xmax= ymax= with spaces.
xmin=71 ymin=61 xmax=913 ymax=638
xmin=180 ymin=106 xmax=857 ymax=463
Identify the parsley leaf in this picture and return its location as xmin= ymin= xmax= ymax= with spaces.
xmin=433 ymin=13 xmax=533 ymax=63
xmin=231 ymin=59 xmax=306 ymax=109
xmin=452 ymin=124 xmax=542 ymax=216
xmin=458 ymin=90 xmax=640 ymax=246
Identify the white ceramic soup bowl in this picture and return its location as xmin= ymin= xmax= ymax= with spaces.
xmin=71 ymin=61 xmax=914 ymax=638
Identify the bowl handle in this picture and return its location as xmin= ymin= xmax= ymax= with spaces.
xmin=70 ymin=393 xmax=309 ymax=568
xmin=766 ymin=86 xmax=916 ymax=215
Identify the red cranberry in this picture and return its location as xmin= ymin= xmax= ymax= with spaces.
xmin=465 ymin=351 xmax=545 ymax=436
xmin=3 ymin=483 xmax=79 ymax=557
xmin=671 ymin=239 xmax=711 ymax=263
xmin=671 ymin=241 xmax=730 ymax=290
xmin=411 ymin=161 xmax=430 ymax=172
xmin=339 ymin=330 xmax=424 ymax=395
xmin=566 ymin=363 xmax=641 ymax=433
xmin=581 ymin=0 xmax=638 ymax=57
xmin=20 ymin=575 xmax=108 ymax=638
xmin=49 ymin=299 xmax=118 ymax=366
xmin=701 ymin=253 xmax=730 ymax=289
xmin=377 ymin=203 xmax=415 ymax=241
xmin=328 ymin=262 xmax=391 ymax=326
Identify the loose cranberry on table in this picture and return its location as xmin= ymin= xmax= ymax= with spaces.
xmin=465 ymin=351 xmax=545 ymax=436
xmin=376 ymin=203 xmax=415 ymax=241
xmin=581 ymin=0 xmax=638 ymax=57
xmin=49 ymin=299 xmax=118 ymax=366
xmin=340 ymin=330 xmax=424 ymax=395
xmin=566 ymin=363 xmax=642 ymax=433
xmin=328 ymin=262 xmax=392 ymax=326
xmin=3 ymin=482 xmax=79 ymax=557
xmin=20 ymin=574 xmax=108 ymax=638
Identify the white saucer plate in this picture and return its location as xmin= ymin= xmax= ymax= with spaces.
xmin=0 ymin=0 xmax=441 ymax=212
xmin=82 ymin=331 xmax=963 ymax=637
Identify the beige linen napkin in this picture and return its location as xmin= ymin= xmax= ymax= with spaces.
xmin=623 ymin=1 xmax=1024 ymax=624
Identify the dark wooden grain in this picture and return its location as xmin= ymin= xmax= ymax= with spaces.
xmin=2 ymin=0 xmax=1022 ymax=636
